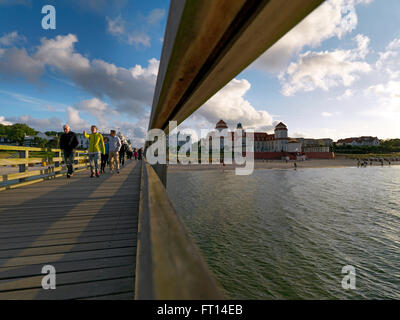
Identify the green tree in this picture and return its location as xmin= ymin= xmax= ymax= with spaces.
xmin=9 ymin=128 xmax=25 ymax=145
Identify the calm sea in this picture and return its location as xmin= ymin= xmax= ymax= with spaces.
xmin=167 ymin=166 xmax=400 ymax=299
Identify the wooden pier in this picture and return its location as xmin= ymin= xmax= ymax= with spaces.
xmin=0 ymin=160 xmax=140 ymax=300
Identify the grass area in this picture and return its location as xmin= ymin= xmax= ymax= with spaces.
xmin=337 ymin=153 xmax=400 ymax=160
xmin=0 ymin=152 xmax=12 ymax=159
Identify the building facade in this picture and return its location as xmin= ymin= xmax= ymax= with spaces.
xmin=336 ymin=136 xmax=380 ymax=146
xmin=209 ymin=120 xmax=334 ymax=159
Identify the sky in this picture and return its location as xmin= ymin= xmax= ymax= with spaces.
xmin=0 ymin=0 xmax=399 ymax=146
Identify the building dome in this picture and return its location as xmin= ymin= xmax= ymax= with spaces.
xmin=274 ymin=122 xmax=288 ymax=131
xmin=216 ymin=120 xmax=228 ymax=131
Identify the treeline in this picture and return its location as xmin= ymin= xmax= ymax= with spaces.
xmin=0 ymin=123 xmax=37 ymax=145
xmin=333 ymin=139 xmax=400 ymax=154
xmin=0 ymin=123 xmax=61 ymax=147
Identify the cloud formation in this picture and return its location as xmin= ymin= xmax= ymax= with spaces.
xmin=279 ymin=34 xmax=372 ymax=96
xmin=106 ymin=8 xmax=165 ymax=48
xmin=251 ymin=0 xmax=373 ymax=72
xmin=183 ymin=78 xmax=276 ymax=133
xmin=0 ymin=33 xmax=159 ymax=117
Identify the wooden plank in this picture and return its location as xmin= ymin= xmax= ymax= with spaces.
xmin=0 ymin=232 xmax=135 ymax=250
xmin=0 ymin=255 xmax=135 ymax=280
xmin=0 ymin=277 xmax=134 ymax=300
xmin=0 ymin=167 xmax=88 ymax=192
xmin=0 ymin=240 xmax=136 ymax=259
xmin=0 ymin=158 xmax=44 ymax=166
xmin=0 ymin=229 xmax=136 ymax=246
xmin=82 ymin=291 xmax=134 ymax=300
xmin=143 ymin=162 xmax=224 ymax=299
xmin=0 ymin=146 xmax=43 ymax=152
xmin=0 ymin=216 xmax=137 ymax=234
xmin=0 ymin=160 xmax=140 ymax=299
xmin=0 ymin=223 xmax=138 ymax=239
xmin=0 ymin=246 xmax=136 ymax=268
xmin=0 ymin=265 xmax=134 ymax=292
xmin=0 ymin=211 xmax=136 ymax=225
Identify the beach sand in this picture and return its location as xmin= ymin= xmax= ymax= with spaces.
xmin=167 ymin=158 xmax=400 ymax=172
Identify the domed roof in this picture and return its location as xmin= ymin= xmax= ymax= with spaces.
xmin=216 ymin=119 xmax=228 ymax=129
xmin=275 ymin=122 xmax=287 ymax=129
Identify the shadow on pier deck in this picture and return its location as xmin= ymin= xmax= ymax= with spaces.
xmin=0 ymin=161 xmax=140 ymax=300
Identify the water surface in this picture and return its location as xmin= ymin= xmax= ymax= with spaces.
xmin=167 ymin=166 xmax=400 ymax=299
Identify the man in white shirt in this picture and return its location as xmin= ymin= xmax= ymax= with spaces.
xmin=108 ymin=130 xmax=122 ymax=174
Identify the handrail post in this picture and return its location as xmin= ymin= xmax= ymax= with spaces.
xmin=55 ymin=150 xmax=60 ymax=168
xmin=18 ymin=150 xmax=28 ymax=183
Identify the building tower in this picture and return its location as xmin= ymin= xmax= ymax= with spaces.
xmin=216 ymin=119 xmax=228 ymax=132
xmin=274 ymin=122 xmax=288 ymax=152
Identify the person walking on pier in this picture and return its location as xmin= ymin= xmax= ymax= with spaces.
xmin=138 ymin=147 xmax=143 ymax=160
xmin=83 ymin=125 xmax=105 ymax=178
xmin=60 ymin=124 xmax=79 ymax=178
xmin=119 ymin=142 xmax=127 ymax=166
xmin=109 ymin=130 xmax=121 ymax=174
xmin=101 ymin=136 xmax=110 ymax=173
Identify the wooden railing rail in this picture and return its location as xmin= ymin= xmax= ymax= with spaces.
xmin=0 ymin=145 xmax=88 ymax=191
xmin=135 ymin=160 xmax=224 ymax=299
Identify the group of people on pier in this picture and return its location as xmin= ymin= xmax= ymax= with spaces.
xmin=59 ymin=124 xmax=143 ymax=178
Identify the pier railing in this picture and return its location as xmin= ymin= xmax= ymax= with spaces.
xmin=0 ymin=145 xmax=88 ymax=191
xmin=135 ymin=160 xmax=224 ymax=299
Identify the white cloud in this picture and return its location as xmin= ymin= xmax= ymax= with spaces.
xmin=252 ymin=0 xmax=373 ymax=72
xmin=66 ymin=107 xmax=88 ymax=131
xmin=376 ymin=38 xmax=400 ymax=80
xmin=0 ymin=31 xmax=25 ymax=47
xmin=185 ymin=78 xmax=275 ymax=132
xmin=146 ymin=8 xmax=166 ymax=26
xmin=337 ymin=88 xmax=354 ymax=100
xmin=0 ymin=34 xmax=159 ymax=117
xmin=4 ymin=114 xmax=63 ymax=131
xmin=106 ymin=15 xmax=125 ymax=36
xmin=0 ymin=116 xmax=12 ymax=125
xmin=322 ymin=112 xmax=333 ymax=117
xmin=74 ymin=97 xmax=118 ymax=128
xmin=0 ymin=47 xmax=44 ymax=83
xmin=105 ymin=9 xmax=164 ymax=49
xmin=127 ymin=33 xmax=151 ymax=48
xmin=279 ymin=35 xmax=372 ymax=96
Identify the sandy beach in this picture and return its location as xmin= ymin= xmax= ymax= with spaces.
xmin=167 ymin=158 xmax=400 ymax=172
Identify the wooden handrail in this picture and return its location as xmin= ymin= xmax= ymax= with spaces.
xmin=135 ymin=161 xmax=224 ymax=299
xmin=0 ymin=145 xmax=89 ymax=191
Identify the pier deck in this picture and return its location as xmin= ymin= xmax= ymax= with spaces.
xmin=0 ymin=160 xmax=140 ymax=300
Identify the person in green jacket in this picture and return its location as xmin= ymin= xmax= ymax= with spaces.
xmin=83 ymin=125 xmax=105 ymax=178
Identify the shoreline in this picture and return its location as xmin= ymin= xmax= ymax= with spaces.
xmin=167 ymin=159 xmax=400 ymax=172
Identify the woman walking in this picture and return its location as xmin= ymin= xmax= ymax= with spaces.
xmin=83 ymin=125 xmax=105 ymax=178
xmin=101 ymin=136 xmax=109 ymax=173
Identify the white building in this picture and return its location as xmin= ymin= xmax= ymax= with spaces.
xmin=76 ymin=133 xmax=89 ymax=149
xmin=336 ymin=136 xmax=380 ymax=146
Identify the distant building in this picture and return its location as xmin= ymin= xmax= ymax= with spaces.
xmin=206 ymin=120 xmax=334 ymax=159
xmin=24 ymin=132 xmax=56 ymax=146
xmin=0 ymin=137 xmax=12 ymax=145
xmin=76 ymin=133 xmax=89 ymax=149
xmin=336 ymin=136 xmax=380 ymax=147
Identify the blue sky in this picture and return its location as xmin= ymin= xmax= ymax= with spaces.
xmin=0 ymin=0 xmax=399 ymax=145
